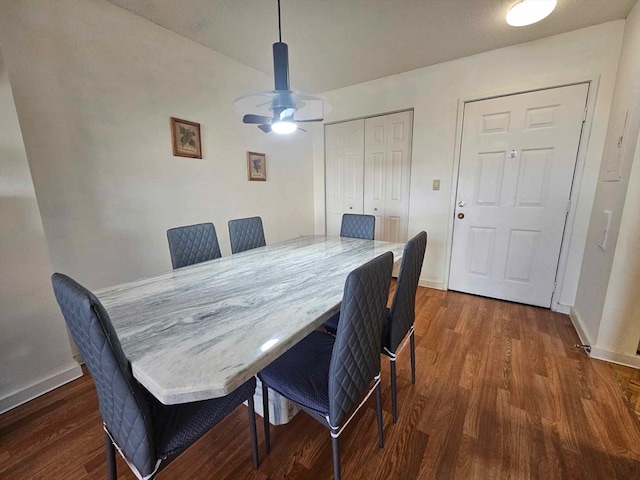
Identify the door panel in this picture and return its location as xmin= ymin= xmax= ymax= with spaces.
xmin=449 ymin=84 xmax=589 ymax=307
xmin=364 ymin=115 xmax=387 ymax=239
xmin=325 ymin=120 xmax=365 ymax=236
xmin=383 ymin=112 xmax=413 ymax=243
xmin=364 ymin=111 xmax=413 ymax=242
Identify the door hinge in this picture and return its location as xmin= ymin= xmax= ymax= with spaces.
xmin=582 ymin=107 xmax=588 ymax=122
xmin=552 ymin=280 xmax=558 ymax=294
xmin=566 ymin=199 xmax=572 ymax=213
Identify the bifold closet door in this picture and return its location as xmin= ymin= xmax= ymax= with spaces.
xmin=364 ymin=111 xmax=413 ymax=242
xmin=324 ymin=119 xmax=365 ymax=236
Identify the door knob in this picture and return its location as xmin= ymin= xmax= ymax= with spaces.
xmin=458 ymin=213 xmax=465 ymax=219
xmin=458 ymin=201 xmax=466 ymax=207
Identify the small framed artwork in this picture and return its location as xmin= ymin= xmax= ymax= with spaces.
xmin=170 ymin=117 xmax=202 ymax=159
xmin=247 ymin=151 xmax=267 ymax=181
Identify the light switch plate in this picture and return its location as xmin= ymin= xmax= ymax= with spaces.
xmin=433 ymin=179 xmax=440 ymax=191
xmin=598 ymin=210 xmax=612 ymax=250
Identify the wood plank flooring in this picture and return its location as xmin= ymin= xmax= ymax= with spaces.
xmin=611 ymin=364 xmax=640 ymax=422
xmin=2 ymin=288 xmax=640 ymax=479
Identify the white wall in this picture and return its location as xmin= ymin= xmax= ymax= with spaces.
xmin=573 ymin=0 xmax=640 ymax=366
xmin=595 ymin=131 xmax=640 ymax=359
xmin=0 ymin=0 xmax=314 ymax=292
xmin=0 ymin=0 xmax=314 ymax=408
xmin=0 ymin=47 xmax=81 ymax=413
xmin=312 ymin=21 xmax=624 ymax=303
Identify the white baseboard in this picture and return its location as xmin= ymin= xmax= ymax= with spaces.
xmin=553 ymin=303 xmax=571 ymax=314
xmin=590 ymin=348 xmax=640 ymax=369
xmin=569 ymin=308 xmax=640 ymax=369
xmin=418 ymin=278 xmax=445 ymax=290
xmin=569 ymin=307 xmax=594 ymax=347
xmin=0 ymin=362 xmax=83 ymax=414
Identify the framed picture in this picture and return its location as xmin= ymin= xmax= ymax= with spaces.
xmin=247 ymin=151 xmax=267 ymax=181
xmin=170 ymin=117 xmax=202 ymax=158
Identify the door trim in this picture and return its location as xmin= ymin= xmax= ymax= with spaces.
xmin=444 ymin=77 xmax=600 ymax=312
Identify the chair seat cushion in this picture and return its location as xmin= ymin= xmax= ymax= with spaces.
xmin=259 ymin=331 xmax=335 ymax=417
xmin=146 ymin=377 xmax=256 ymax=458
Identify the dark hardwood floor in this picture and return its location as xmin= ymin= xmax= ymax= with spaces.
xmin=2 ymin=288 xmax=640 ymax=479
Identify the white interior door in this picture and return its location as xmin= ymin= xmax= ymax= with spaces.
xmin=364 ymin=111 xmax=413 ymax=242
xmin=449 ymin=84 xmax=589 ymax=307
xmin=325 ymin=120 xmax=365 ymax=236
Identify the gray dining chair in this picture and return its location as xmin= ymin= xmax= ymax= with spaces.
xmin=167 ymin=222 xmax=222 ymax=269
xmin=381 ymin=231 xmax=427 ymax=422
xmin=340 ymin=213 xmax=375 ymax=240
xmin=324 ymin=231 xmax=427 ymax=423
xmin=258 ymin=252 xmax=393 ymax=480
xmin=228 ymin=216 xmax=266 ymax=254
xmin=51 ymin=273 xmax=259 ymax=480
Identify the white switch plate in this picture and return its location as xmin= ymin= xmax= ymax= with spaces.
xmin=433 ymin=179 xmax=440 ymax=191
xmin=598 ymin=210 xmax=612 ymax=250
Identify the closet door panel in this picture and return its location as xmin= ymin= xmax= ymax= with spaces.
xmin=325 ymin=120 xmax=365 ymax=235
xmin=364 ymin=115 xmax=388 ymax=240
xmin=384 ymin=111 xmax=413 ymax=243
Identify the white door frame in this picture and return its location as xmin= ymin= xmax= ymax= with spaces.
xmin=444 ymin=77 xmax=600 ymax=313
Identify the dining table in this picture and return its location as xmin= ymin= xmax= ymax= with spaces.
xmin=95 ymin=235 xmax=406 ymax=416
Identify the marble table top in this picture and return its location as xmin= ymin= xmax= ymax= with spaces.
xmin=95 ymin=235 xmax=405 ymax=404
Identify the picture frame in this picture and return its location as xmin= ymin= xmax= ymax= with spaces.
xmin=247 ymin=151 xmax=267 ymax=181
xmin=170 ymin=117 xmax=202 ymax=159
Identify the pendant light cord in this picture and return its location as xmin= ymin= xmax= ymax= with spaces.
xmin=277 ymin=0 xmax=282 ymax=42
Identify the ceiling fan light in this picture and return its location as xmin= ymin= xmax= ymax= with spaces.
xmin=506 ymin=0 xmax=557 ymax=27
xmin=233 ymin=1 xmax=328 ymax=133
xmin=271 ymin=121 xmax=297 ymax=134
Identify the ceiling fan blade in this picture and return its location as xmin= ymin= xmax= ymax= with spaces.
xmin=295 ymin=118 xmax=324 ymax=123
xmin=258 ymin=124 xmax=272 ymax=133
xmin=243 ymin=114 xmax=272 ymax=124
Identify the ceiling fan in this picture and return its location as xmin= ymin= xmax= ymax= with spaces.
xmin=232 ymin=0 xmax=331 ymax=134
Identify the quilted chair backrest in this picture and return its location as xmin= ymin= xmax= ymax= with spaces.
xmin=328 ymin=251 xmax=393 ymax=426
xmin=51 ymin=274 xmax=157 ymax=478
xmin=388 ymin=231 xmax=427 ymax=352
xmin=228 ymin=216 xmax=266 ymax=254
xmin=340 ymin=214 xmax=375 ymax=240
xmin=167 ymin=222 xmax=222 ymax=269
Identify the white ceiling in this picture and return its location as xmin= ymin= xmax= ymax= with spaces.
xmin=107 ymin=0 xmax=635 ymax=93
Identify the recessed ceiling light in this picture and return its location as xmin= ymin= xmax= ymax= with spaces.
xmin=506 ymin=0 xmax=557 ymax=27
